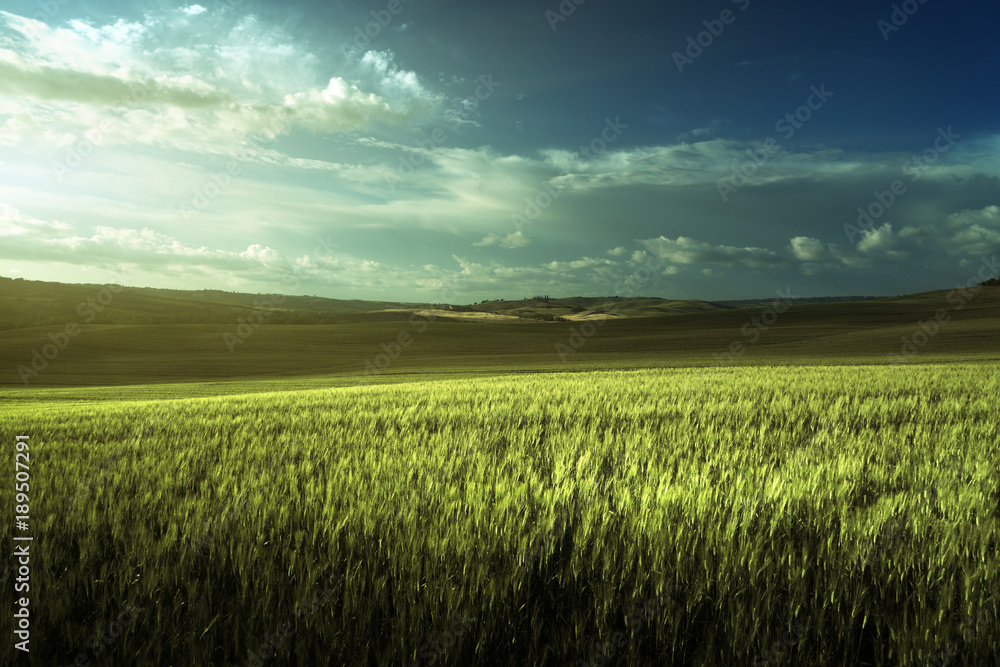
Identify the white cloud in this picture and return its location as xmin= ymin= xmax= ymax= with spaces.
xmin=280 ymin=77 xmax=412 ymax=133
xmin=942 ymin=205 xmax=1000 ymax=255
xmin=473 ymin=230 xmax=531 ymax=248
xmin=789 ymin=236 xmax=829 ymax=262
xmin=0 ymin=9 xmax=436 ymax=159
xmin=641 ymin=236 xmax=785 ymax=268
xmin=856 ymin=223 xmax=904 ymax=255
xmin=1 ymin=8 xmax=998 ymax=301
xmin=545 ymin=257 xmax=617 ymax=271
xmin=0 ymin=202 xmax=72 ymax=236
xmin=0 ymin=51 xmax=230 ymax=108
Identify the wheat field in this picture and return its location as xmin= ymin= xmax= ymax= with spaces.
xmin=3 ymin=363 xmax=999 ymax=666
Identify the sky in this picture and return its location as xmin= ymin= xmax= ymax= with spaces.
xmin=0 ymin=0 xmax=998 ymax=303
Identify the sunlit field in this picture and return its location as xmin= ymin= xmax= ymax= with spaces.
xmin=3 ymin=0 xmax=999 ymax=665
xmin=4 ymin=363 xmax=998 ymax=666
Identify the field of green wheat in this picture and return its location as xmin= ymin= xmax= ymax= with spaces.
xmin=3 ymin=363 xmax=999 ymax=666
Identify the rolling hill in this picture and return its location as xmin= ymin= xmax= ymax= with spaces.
xmin=0 ymin=276 xmax=997 ymax=389
xmin=0 ymin=276 xmax=726 ymax=329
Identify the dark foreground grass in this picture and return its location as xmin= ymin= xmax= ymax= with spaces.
xmin=2 ymin=364 xmax=998 ymax=666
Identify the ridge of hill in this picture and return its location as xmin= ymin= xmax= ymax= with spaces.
xmin=0 ymin=277 xmax=723 ymax=329
xmin=0 ymin=282 xmax=997 ymax=387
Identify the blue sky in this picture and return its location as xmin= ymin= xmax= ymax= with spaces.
xmin=0 ymin=0 xmax=998 ymax=302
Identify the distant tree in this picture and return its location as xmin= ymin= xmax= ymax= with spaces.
xmin=978 ymin=276 xmax=1000 ymax=287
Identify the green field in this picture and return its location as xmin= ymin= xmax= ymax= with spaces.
xmin=2 ymin=283 xmax=999 ymax=388
xmin=2 ymin=365 xmax=999 ymax=665
xmin=2 ymin=280 xmax=999 ymax=665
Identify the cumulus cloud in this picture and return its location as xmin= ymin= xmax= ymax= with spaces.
xmin=1 ymin=8 xmax=998 ymax=301
xmin=0 ymin=202 xmax=72 ymax=236
xmin=473 ymin=231 xmax=531 ymax=248
xmin=5 ymin=221 xmax=289 ymax=270
xmin=838 ymin=205 xmax=1000 ymax=263
xmin=0 ymin=203 xmax=630 ymax=297
xmin=855 ymin=223 xmax=905 ymax=256
xmin=280 ymin=77 xmax=412 ymax=132
xmin=0 ymin=9 xmax=435 ymax=158
xmin=789 ymin=236 xmax=829 ymax=262
xmin=360 ymin=50 xmax=432 ymax=101
xmin=0 ymin=206 xmax=396 ymax=289
xmin=942 ymin=205 xmax=1000 ymax=255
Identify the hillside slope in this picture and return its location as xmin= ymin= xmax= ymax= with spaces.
xmin=1 ymin=286 xmax=996 ymax=387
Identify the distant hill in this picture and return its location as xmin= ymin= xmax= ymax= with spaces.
xmin=459 ymin=296 xmax=724 ymax=321
xmin=710 ymin=296 xmax=890 ymax=309
xmin=0 ymin=276 xmax=429 ymax=331
xmin=0 ymin=277 xmax=724 ymax=330
xmin=0 ymin=277 xmax=997 ymax=387
xmin=1 ymin=275 xmax=993 ymax=335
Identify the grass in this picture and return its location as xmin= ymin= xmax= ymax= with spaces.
xmin=2 ymin=279 xmax=998 ymax=664
xmin=2 ymin=286 xmax=998 ymax=387
xmin=2 ymin=364 xmax=999 ymax=665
